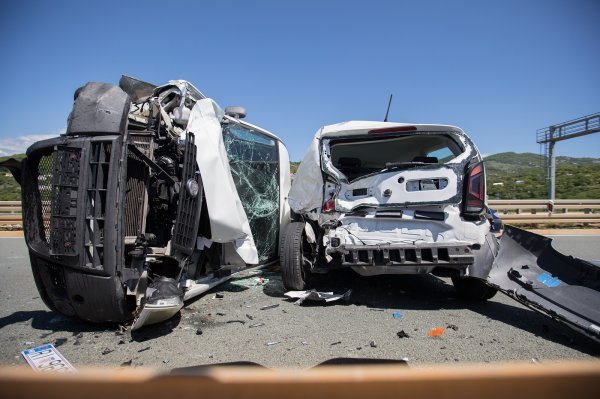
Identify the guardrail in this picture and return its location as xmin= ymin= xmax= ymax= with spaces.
xmin=1 ymin=200 xmax=599 ymax=227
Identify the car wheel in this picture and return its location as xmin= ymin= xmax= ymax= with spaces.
xmin=281 ymin=222 xmax=314 ymax=291
xmin=452 ymin=276 xmax=497 ymax=301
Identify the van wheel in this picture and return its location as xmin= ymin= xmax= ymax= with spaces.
xmin=452 ymin=276 xmax=497 ymax=301
xmin=281 ymin=222 xmax=314 ymax=291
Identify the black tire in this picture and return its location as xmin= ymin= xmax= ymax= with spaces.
xmin=452 ymin=276 xmax=497 ymax=301
xmin=281 ymin=222 xmax=314 ymax=291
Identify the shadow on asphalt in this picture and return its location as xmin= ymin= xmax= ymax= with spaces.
xmin=260 ymin=268 xmax=600 ymax=355
xmin=0 ymin=310 xmax=110 ymax=334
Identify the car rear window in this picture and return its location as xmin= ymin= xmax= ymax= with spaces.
xmin=329 ymin=134 xmax=463 ymax=180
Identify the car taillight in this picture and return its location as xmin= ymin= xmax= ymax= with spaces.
xmin=322 ymin=198 xmax=336 ymax=213
xmin=464 ymin=161 xmax=485 ymax=215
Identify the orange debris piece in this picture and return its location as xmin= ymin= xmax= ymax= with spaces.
xmin=428 ymin=327 xmax=446 ymax=337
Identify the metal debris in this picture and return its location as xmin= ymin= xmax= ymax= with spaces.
xmin=249 ymin=323 xmax=265 ymax=328
xmin=196 ymin=328 xmax=203 ymax=335
xmin=215 ymin=292 xmax=225 ymax=299
xmin=120 ymin=360 xmax=133 ymax=367
xmin=266 ymin=341 xmax=280 ymax=346
xmin=260 ymin=304 xmax=280 ymax=310
xmin=227 ymin=320 xmax=246 ymax=324
xmin=447 ymin=324 xmax=459 ymax=331
xmin=369 ymin=341 xmax=377 ymax=348
xmin=330 ymin=341 xmax=342 ymax=346
xmin=284 ymin=289 xmax=352 ymax=305
xmin=137 ymin=347 xmax=151 ymax=353
xmin=101 ymin=348 xmax=114 ymax=355
xmin=397 ymin=330 xmax=410 ymax=339
xmin=53 ymin=337 xmax=68 ymax=347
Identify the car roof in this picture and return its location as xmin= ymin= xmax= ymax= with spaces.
xmin=319 ymin=121 xmax=465 ymax=138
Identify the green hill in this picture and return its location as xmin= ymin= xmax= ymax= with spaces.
xmin=485 ymin=152 xmax=600 ymax=199
xmin=1 ymin=152 xmax=599 ymax=201
xmin=0 ymin=154 xmax=25 ymax=201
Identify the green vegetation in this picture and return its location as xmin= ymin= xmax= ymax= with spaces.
xmin=485 ymin=152 xmax=600 ymax=199
xmin=290 ymin=161 xmax=300 ymax=174
xmin=1 ymin=152 xmax=599 ymax=201
xmin=0 ymin=154 xmax=26 ymax=201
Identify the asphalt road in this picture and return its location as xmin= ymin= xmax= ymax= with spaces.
xmin=0 ymin=235 xmax=598 ymax=370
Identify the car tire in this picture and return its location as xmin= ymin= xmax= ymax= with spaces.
xmin=452 ymin=276 xmax=497 ymax=301
xmin=281 ymin=222 xmax=313 ymax=291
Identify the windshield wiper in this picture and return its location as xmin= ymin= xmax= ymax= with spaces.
xmin=381 ymin=161 xmax=427 ymax=172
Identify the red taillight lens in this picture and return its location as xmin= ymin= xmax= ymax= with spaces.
xmin=322 ymin=198 xmax=336 ymax=213
xmin=464 ymin=162 xmax=485 ymax=214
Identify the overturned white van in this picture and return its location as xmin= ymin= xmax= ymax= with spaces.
xmin=2 ymin=76 xmax=291 ymax=328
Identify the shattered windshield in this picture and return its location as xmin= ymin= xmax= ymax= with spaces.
xmin=222 ymin=122 xmax=280 ymax=262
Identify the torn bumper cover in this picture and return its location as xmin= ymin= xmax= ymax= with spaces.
xmin=490 ymin=225 xmax=600 ymax=341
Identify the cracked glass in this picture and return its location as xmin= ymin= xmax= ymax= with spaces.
xmin=222 ymin=122 xmax=280 ymax=263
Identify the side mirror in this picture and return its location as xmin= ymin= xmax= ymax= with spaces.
xmin=225 ymin=106 xmax=246 ymax=119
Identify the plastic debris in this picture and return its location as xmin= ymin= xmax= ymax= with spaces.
xmin=260 ymin=304 xmax=280 ymax=310
xmin=216 ymin=312 xmax=226 ymax=316
xmin=22 ymin=344 xmax=76 ymax=373
xmin=137 ymin=347 xmax=151 ymax=352
xmin=537 ymin=273 xmax=561 ymax=287
xmin=370 ymin=341 xmax=377 ymax=348
xmin=215 ymin=292 xmax=225 ymax=299
xmin=284 ymin=289 xmax=352 ymax=305
xmin=330 ymin=341 xmax=342 ymax=346
xmin=428 ymin=327 xmax=446 ymax=337
xmin=120 ymin=360 xmax=133 ymax=367
xmin=396 ymin=330 xmax=410 ymax=339
xmin=53 ymin=338 xmax=68 ymax=347
xmin=196 ymin=328 xmax=203 ymax=335
xmin=392 ymin=311 xmax=402 ymax=319
xmin=369 ymin=308 xmax=384 ymax=312
xmin=266 ymin=341 xmax=280 ymax=346
xmin=249 ymin=323 xmax=265 ymax=328
xmin=246 ymin=314 xmax=254 ymax=320
xmin=227 ymin=320 xmax=246 ymax=324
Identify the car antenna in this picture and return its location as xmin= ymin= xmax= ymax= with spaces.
xmin=383 ymin=94 xmax=393 ymax=122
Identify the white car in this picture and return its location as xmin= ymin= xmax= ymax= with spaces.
xmin=283 ymin=121 xmax=498 ymax=300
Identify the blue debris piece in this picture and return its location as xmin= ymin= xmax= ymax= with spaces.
xmin=537 ymin=273 xmax=561 ymax=288
xmin=392 ymin=311 xmax=402 ymax=319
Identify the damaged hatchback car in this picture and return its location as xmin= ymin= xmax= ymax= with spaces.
xmin=283 ymin=121 xmax=498 ymax=300
xmin=1 ymin=76 xmax=291 ymax=328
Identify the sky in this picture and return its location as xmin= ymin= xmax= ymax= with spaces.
xmin=0 ymin=0 xmax=598 ymax=160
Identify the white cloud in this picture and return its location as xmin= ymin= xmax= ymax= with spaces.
xmin=0 ymin=130 xmax=65 ymax=157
